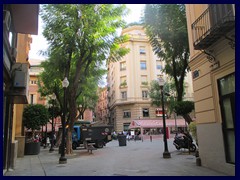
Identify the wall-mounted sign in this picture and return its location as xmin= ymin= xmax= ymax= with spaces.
xmin=192 ymin=70 xmax=200 ymax=79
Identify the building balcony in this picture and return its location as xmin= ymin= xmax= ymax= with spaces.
xmin=192 ymin=4 xmax=235 ymax=50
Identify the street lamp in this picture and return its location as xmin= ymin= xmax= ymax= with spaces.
xmin=49 ymin=93 xmax=56 ymax=152
xmin=158 ymin=76 xmax=171 ymax=158
xmin=79 ymin=104 xmax=82 ymax=120
xmin=59 ymin=77 xmax=69 ymax=164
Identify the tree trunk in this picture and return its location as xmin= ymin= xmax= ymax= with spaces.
xmin=66 ymin=131 xmax=73 ymax=154
xmin=65 ymin=92 xmax=77 ymax=154
xmin=182 ymin=114 xmax=193 ymax=124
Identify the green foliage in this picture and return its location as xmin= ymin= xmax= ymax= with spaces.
xmin=124 ymin=21 xmax=144 ymax=28
xmin=149 ymin=80 xmax=177 ymax=116
xmin=120 ymin=80 xmax=127 ymax=87
xmin=141 ymin=81 xmax=148 ymax=86
xmin=188 ymin=121 xmax=197 ymax=141
xmin=144 ymin=4 xmax=189 ymax=101
xmin=39 ymin=4 xmax=130 ymax=111
xmin=39 ymin=5 xmax=130 ymax=152
xmin=148 ymin=80 xmax=162 ymax=107
xmin=23 ymin=104 xmax=50 ymax=132
xmin=174 ymin=101 xmax=194 ymax=116
xmin=48 ymin=105 xmax=61 ymax=119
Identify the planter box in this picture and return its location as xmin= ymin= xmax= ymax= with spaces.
xmin=24 ymin=142 xmax=40 ymax=155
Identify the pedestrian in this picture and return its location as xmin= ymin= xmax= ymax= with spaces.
xmin=53 ymin=134 xmax=56 ymax=146
xmin=46 ymin=136 xmax=50 ymax=147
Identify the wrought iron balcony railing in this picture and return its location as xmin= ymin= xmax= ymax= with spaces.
xmin=192 ymin=4 xmax=235 ymax=50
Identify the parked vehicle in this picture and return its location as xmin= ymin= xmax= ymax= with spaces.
xmin=173 ymin=132 xmax=197 ymax=152
xmin=72 ymin=122 xmax=113 ymax=150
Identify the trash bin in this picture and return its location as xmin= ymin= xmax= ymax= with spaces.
xmin=118 ymin=135 xmax=127 ymax=146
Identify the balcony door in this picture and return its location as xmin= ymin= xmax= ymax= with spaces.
xmin=209 ymin=4 xmax=234 ymax=27
xmin=218 ymin=73 xmax=235 ymax=164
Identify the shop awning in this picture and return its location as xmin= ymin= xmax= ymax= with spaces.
xmin=128 ymin=119 xmax=187 ymax=129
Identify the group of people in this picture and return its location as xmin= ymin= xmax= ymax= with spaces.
xmin=111 ymin=130 xmax=141 ymax=141
xmin=33 ymin=133 xmax=56 ymax=147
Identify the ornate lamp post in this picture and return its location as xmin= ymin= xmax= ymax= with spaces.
xmin=79 ymin=104 xmax=82 ymax=120
xmin=49 ymin=93 xmax=56 ymax=152
xmin=59 ymin=77 xmax=69 ymax=164
xmin=158 ymin=76 xmax=171 ymax=158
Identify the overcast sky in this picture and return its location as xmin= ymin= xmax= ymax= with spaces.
xmin=29 ymin=4 xmax=145 ymax=62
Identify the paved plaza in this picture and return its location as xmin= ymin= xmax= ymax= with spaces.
xmin=5 ymin=138 xmax=228 ymax=176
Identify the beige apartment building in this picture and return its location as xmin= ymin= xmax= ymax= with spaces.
xmin=185 ymin=4 xmax=235 ymax=175
xmin=107 ymin=25 xmax=194 ymax=133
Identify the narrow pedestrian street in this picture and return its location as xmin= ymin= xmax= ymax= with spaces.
xmin=5 ymin=138 xmax=227 ymax=176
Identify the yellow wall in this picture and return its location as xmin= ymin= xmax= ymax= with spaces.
xmin=12 ymin=33 xmax=32 ymax=141
xmin=185 ymin=4 xmax=235 ymax=175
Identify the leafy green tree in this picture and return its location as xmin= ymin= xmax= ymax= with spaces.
xmin=188 ymin=121 xmax=198 ymax=145
xmin=148 ymin=80 xmax=176 ymax=117
xmin=23 ymin=104 xmax=50 ymax=140
xmin=174 ymin=101 xmax=194 ymax=124
xmin=144 ymin=4 xmax=193 ymax=123
xmin=40 ymin=4 xmax=130 ymax=154
xmin=144 ymin=4 xmax=189 ymax=102
xmin=76 ymin=75 xmax=101 ymax=119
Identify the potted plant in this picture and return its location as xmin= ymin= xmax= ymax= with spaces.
xmin=23 ymin=104 xmax=49 ymax=155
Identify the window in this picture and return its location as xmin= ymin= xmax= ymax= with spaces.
xmin=123 ymin=123 xmax=131 ymax=131
xmin=121 ymin=91 xmax=127 ymax=99
xmin=141 ymin=75 xmax=148 ymax=85
xmin=142 ymin=108 xmax=149 ymax=117
xmin=120 ymin=61 xmax=126 ymax=71
xmin=218 ymin=73 xmax=235 ymax=164
xmin=8 ymin=32 xmax=13 ymax=47
xmin=120 ymin=76 xmax=127 ymax=87
xmin=29 ymin=94 xmax=36 ymax=104
xmin=156 ymin=60 xmax=162 ymax=70
xmin=140 ymin=61 xmax=147 ymax=70
xmin=142 ymin=91 xmax=148 ymax=99
xmin=30 ymin=80 xmax=37 ymax=85
xmin=139 ymin=46 xmax=146 ymax=54
xmin=123 ymin=111 xmax=131 ymax=118
xmin=155 ymin=108 xmax=167 ymax=117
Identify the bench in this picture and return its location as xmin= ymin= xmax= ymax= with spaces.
xmin=87 ymin=145 xmax=97 ymax=154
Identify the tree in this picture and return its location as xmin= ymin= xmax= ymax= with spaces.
xmin=144 ymin=4 xmax=189 ymax=102
xmin=174 ymin=101 xmax=194 ymax=124
xmin=40 ymin=4 xmax=130 ymax=154
xmin=188 ymin=121 xmax=198 ymax=145
xmin=148 ymin=80 xmax=176 ymax=117
xmin=23 ymin=104 xmax=49 ymax=141
xmin=144 ymin=4 xmax=192 ymax=123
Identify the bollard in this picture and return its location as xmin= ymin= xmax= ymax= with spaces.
xmin=150 ymin=135 xmax=152 ymax=142
xmin=196 ymin=157 xmax=201 ymax=166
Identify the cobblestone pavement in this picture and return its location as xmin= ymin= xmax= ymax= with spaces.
xmin=5 ymin=138 xmax=228 ymax=176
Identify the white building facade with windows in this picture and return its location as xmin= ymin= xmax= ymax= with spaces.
xmin=107 ymin=25 xmax=194 ymax=132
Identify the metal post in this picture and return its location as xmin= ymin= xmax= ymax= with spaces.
xmin=44 ymin=123 xmax=47 ymax=149
xmin=59 ymin=87 xmax=67 ymax=164
xmin=174 ymin=111 xmax=177 ymax=131
xmin=49 ymin=101 xmax=54 ymax=152
xmin=161 ymin=87 xmax=171 ymax=158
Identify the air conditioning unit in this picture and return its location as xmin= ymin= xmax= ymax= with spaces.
xmin=3 ymin=10 xmax=11 ymax=31
xmin=11 ymin=63 xmax=29 ymax=104
xmin=12 ymin=63 xmax=29 ymax=88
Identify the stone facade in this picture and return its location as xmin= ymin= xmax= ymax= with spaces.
xmin=185 ymin=4 xmax=235 ymax=175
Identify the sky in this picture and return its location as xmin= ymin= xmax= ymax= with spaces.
xmin=28 ymin=4 xmax=145 ymax=62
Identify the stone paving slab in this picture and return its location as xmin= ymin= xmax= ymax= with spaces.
xmin=4 ymin=138 xmax=228 ymax=176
